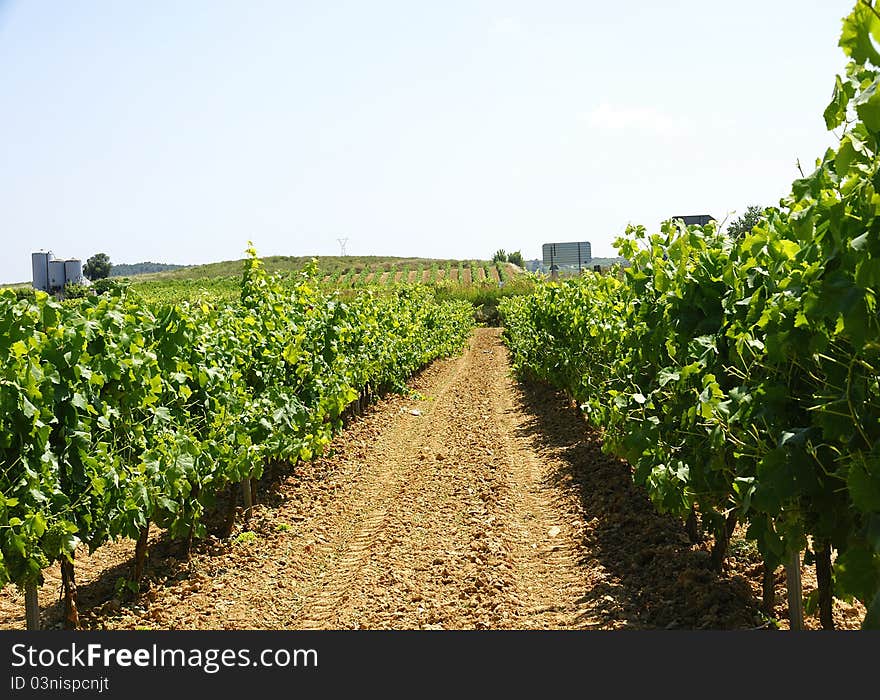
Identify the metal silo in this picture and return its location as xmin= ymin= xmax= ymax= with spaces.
xmin=64 ymin=259 xmax=83 ymax=285
xmin=31 ymin=252 xmax=50 ymax=291
xmin=48 ymin=259 xmax=66 ymax=290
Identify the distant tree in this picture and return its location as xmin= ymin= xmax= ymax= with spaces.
xmin=726 ymin=205 xmax=764 ymax=240
xmin=493 ymin=249 xmax=507 ymax=263
xmin=507 ymin=251 xmax=525 ymax=268
xmin=83 ymin=253 xmax=112 ymax=281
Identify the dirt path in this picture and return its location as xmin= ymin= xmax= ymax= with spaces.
xmin=1 ymin=329 xmax=862 ymax=630
xmin=292 ymin=328 xmax=592 ymax=629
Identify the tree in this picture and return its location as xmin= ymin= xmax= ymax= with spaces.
xmin=83 ymin=253 xmax=112 ymax=281
xmin=726 ymin=205 xmax=764 ymax=240
xmin=493 ymin=249 xmax=507 ymax=263
xmin=507 ymin=250 xmax=524 ymax=268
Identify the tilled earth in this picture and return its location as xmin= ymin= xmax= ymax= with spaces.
xmin=0 ymin=328 xmax=864 ymax=630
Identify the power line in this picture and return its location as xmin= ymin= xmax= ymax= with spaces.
xmin=337 ymin=237 xmax=349 ymax=256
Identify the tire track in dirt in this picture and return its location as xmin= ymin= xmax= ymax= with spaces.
xmin=292 ymin=329 xmax=599 ymax=629
xmin=294 ymin=349 xmax=471 ymax=628
xmin=485 ymin=343 xmax=598 ymax=628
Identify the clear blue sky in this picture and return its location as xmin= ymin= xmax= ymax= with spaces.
xmin=0 ymin=0 xmax=855 ymax=283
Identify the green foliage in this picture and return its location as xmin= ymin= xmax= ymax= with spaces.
xmin=433 ymin=272 xmax=534 ymax=326
xmin=135 ymin=256 xmax=474 ymax=284
xmin=91 ymin=278 xmax=129 ymax=296
xmin=499 ymin=1 xmax=880 ymax=627
xmin=470 ymin=261 xmax=480 ymax=284
xmin=110 ymin=262 xmax=188 ymax=277
xmin=63 ymin=282 xmax=89 ymax=299
xmin=115 ymin=576 xmax=139 ymax=597
xmin=726 ymin=205 xmax=766 ymax=240
xmin=0 ymin=246 xmax=473 ymax=590
xmin=128 ymin=255 xmax=530 ymax=306
xmin=83 ymin=253 xmax=112 ymax=281
xmin=492 ymin=249 xmax=524 ymax=267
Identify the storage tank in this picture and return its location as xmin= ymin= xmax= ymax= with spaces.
xmin=64 ymin=259 xmax=83 ymax=285
xmin=48 ymin=259 xmax=66 ymax=290
xmin=31 ymin=252 xmax=50 ymax=291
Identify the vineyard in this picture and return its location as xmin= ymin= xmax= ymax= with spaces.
xmin=500 ymin=2 xmax=880 ymax=630
xmin=113 ymin=256 xmax=529 ymax=306
xmin=0 ymin=246 xmax=473 ymax=627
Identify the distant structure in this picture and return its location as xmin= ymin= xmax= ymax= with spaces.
xmin=337 ymin=238 xmax=349 ymax=256
xmin=31 ymin=251 xmax=83 ymax=292
xmin=672 ymin=214 xmax=715 ymax=226
xmin=541 ymin=241 xmax=592 ymax=274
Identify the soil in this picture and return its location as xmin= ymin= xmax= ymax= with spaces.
xmin=0 ymin=329 xmax=864 ymax=630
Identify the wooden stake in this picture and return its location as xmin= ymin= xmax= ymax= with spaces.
xmin=24 ymin=583 xmax=39 ymax=631
xmin=761 ymin=561 xmax=776 ymax=617
xmin=60 ymin=557 xmax=79 ymax=629
xmin=815 ymin=542 xmax=834 ymax=630
xmin=685 ymin=505 xmax=700 ymax=544
xmin=241 ymin=476 xmax=253 ymax=521
xmin=134 ymin=522 xmax=150 ymax=584
xmin=785 ymin=550 xmax=804 ymax=631
xmin=222 ymin=483 xmax=238 ymax=538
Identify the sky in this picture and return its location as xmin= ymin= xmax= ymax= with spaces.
xmin=0 ymin=0 xmax=859 ymax=283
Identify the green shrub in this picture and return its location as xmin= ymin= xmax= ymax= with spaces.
xmin=92 ymin=278 xmax=130 ymax=296
xmin=63 ymin=282 xmax=89 ymax=299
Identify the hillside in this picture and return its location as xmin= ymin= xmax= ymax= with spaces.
xmin=121 ymin=256 xmax=531 ymax=316
xmin=110 ymin=262 xmax=189 ymax=276
xmin=127 ymin=255 xmax=520 ymax=282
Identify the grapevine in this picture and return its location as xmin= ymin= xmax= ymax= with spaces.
xmin=500 ymin=1 xmax=880 ymax=629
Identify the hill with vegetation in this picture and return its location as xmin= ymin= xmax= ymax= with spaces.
xmin=130 ymin=255 xmax=518 ymax=282
xmin=110 ymin=262 xmax=189 ymax=276
xmin=124 ymin=255 xmax=530 ymax=325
